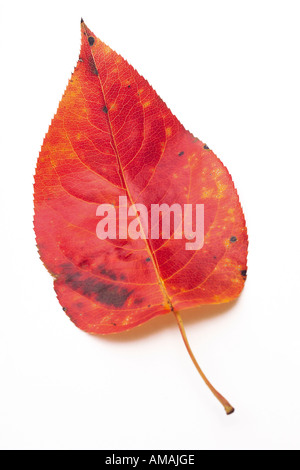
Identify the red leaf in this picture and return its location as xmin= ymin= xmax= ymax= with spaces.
xmin=34 ymin=21 xmax=248 ymax=414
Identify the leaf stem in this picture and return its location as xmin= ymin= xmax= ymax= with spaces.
xmin=173 ymin=310 xmax=234 ymax=415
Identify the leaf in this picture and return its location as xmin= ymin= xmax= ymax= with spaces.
xmin=34 ymin=21 xmax=248 ymax=414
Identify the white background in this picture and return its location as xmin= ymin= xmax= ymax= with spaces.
xmin=1 ymin=0 xmax=300 ymax=450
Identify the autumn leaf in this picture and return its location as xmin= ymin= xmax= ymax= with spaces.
xmin=34 ymin=20 xmax=248 ymax=414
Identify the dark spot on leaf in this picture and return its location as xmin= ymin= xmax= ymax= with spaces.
xmin=88 ymin=36 xmax=95 ymax=46
xmin=213 ymin=255 xmax=217 ymax=259
xmin=204 ymin=144 xmax=210 ymax=150
xmin=88 ymin=56 xmax=98 ymax=76
xmin=62 ymin=307 xmax=67 ymax=312
xmin=103 ymin=105 xmax=108 ymax=113
xmin=128 ymin=85 xmax=131 ymax=88
xmin=61 ymin=264 xmax=132 ymax=308
xmin=241 ymin=269 xmax=247 ymax=278
xmin=78 ymin=259 xmax=90 ymax=269
xmin=134 ymin=298 xmax=144 ymax=305
xmin=146 ymin=257 xmax=151 ymax=262
xmin=98 ymin=265 xmax=117 ymax=281
xmin=148 ymin=304 xmax=151 ymax=308
xmin=120 ymin=274 xmax=126 ymax=281
xmin=178 ymin=151 xmax=184 ymax=156
xmin=230 ymin=236 xmax=237 ymax=243
xmin=112 ymin=322 xmax=117 ymax=326
xmin=81 ymin=18 xmax=84 ymax=24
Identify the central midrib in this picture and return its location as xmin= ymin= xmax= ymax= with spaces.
xmin=84 ymin=27 xmax=174 ymax=312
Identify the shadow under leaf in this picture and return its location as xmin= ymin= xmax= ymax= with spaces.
xmin=92 ymin=298 xmax=239 ymax=343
